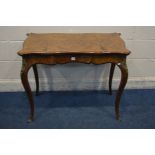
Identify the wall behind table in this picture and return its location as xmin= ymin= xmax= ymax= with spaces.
xmin=0 ymin=26 xmax=155 ymax=91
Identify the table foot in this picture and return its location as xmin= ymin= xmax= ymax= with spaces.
xmin=115 ymin=112 xmax=120 ymax=120
xmin=27 ymin=114 xmax=34 ymax=123
xmin=36 ymin=92 xmax=39 ymax=96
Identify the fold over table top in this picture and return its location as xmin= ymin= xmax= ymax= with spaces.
xmin=18 ymin=33 xmax=130 ymax=56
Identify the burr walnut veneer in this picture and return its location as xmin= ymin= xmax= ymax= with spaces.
xmin=18 ymin=33 xmax=130 ymax=122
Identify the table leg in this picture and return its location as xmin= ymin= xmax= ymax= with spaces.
xmin=115 ymin=60 xmax=128 ymax=120
xmin=33 ymin=64 xmax=39 ymax=96
xmin=109 ymin=63 xmax=116 ymax=95
xmin=20 ymin=59 xmax=35 ymax=123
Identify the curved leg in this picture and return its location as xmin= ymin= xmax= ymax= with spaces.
xmin=21 ymin=59 xmax=34 ymax=123
xmin=33 ymin=64 xmax=39 ymax=96
xmin=115 ymin=60 xmax=128 ymax=120
xmin=109 ymin=63 xmax=116 ymax=95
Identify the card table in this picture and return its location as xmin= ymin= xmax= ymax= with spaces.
xmin=18 ymin=33 xmax=130 ymax=122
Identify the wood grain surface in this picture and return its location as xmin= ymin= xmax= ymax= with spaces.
xmin=18 ymin=33 xmax=130 ymax=55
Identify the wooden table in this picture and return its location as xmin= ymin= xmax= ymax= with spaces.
xmin=18 ymin=33 xmax=130 ymax=122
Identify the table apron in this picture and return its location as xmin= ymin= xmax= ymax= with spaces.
xmin=22 ymin=55 xmax=126 ymax=66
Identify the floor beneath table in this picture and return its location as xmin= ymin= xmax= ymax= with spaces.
xmin=0 ymin=89 xmax=155 ymax=129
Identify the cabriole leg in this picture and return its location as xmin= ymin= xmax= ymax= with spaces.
xmin=20 ymin=58 xmax=35 ymax=123
xmin=115 ymin=60 xmax=128 ymax=120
